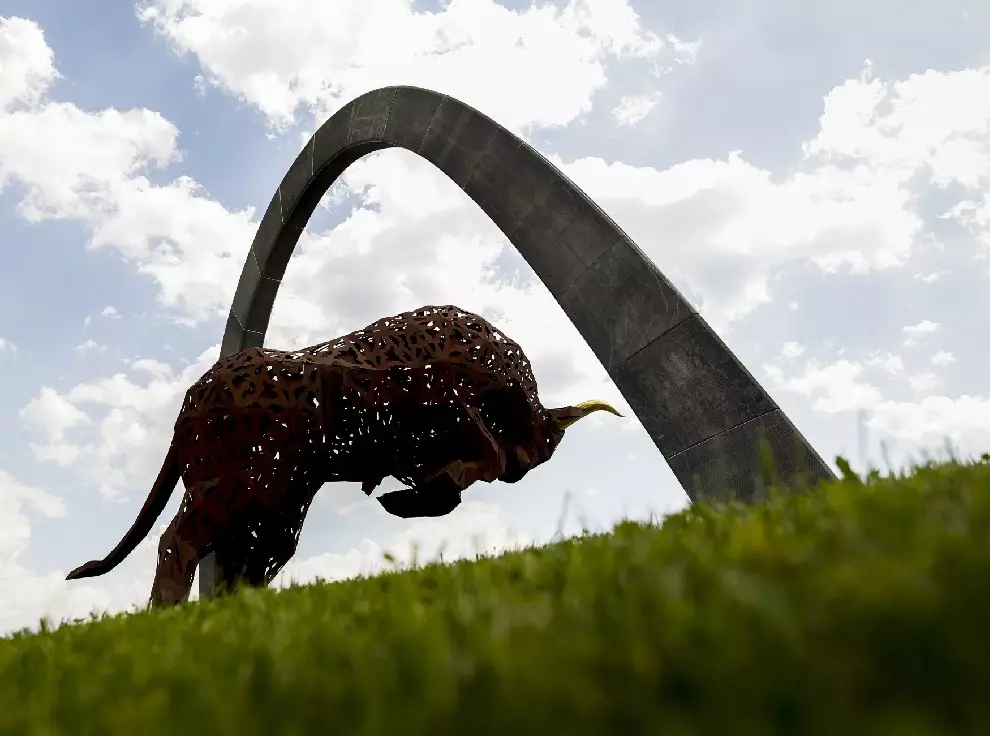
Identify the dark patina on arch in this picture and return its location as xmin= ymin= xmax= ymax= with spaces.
xmin=203 ymin=86 xmax=835 ymax=595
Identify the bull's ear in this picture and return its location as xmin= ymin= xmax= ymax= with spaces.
xmin=549 ymin=400 xmax=623 ymax=431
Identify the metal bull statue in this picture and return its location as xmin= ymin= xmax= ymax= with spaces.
xmin=66 ymin=84 xmax=836 ymax=608
xmin=66 ymin=305 xmax=621 ymax=607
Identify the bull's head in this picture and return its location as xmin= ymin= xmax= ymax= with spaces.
xmin=377 ymin=398 xmax=625 ymax=517
xmin=495 ymin=398 xmax=623 ymax=483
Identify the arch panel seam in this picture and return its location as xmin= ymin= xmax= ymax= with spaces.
xmin=416 ymin=97 xmax=448 ymax=154
xmin=667 ymin=407 xmax=781 ymax=462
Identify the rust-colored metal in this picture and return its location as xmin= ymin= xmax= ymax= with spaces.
xmin=65 ymin=305 xmax=620 ymax=606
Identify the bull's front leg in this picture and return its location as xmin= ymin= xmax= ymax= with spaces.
xmin=376 ymin=404 xmax=505 ymax=519
xmin=377 ymin=473 xmax=463 ymax=519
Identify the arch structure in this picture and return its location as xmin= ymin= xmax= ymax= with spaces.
xmin=201 ymin=85 xmax=835 ymax=596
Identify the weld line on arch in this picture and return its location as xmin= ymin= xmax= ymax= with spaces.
xmin=462 ymin=126 xmax=501 ymax=191
xmin=667 ymin=407 xmax=782 ymax=463
xmin=416 ymin=97 xmax=447 ymax=155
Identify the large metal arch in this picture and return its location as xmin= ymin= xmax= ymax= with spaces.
xmin=201 ymin=86 xmax=835 ymax=595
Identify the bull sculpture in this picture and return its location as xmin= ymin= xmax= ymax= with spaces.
xmin=66 ymin=305 xmax=621 ymax=606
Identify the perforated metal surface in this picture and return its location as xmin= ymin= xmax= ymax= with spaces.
xmin=68 ymin=306 xmax=582 ymax=606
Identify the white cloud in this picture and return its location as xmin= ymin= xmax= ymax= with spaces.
xmin=805 ymin=60 xmax=990 ymax=189
xmin=866 ymin=351 xmax=904 ymax=374
xmin=2 ymin=518 xmax=190 ymax=635
xmin=869 ymin=395 xmax=990 ymax=460
xmin=765 ymin=358 xmax=883 ymax=414
xmin=0 ymin=468 xmax=71 ymax=634
xmin=21 ymin=345 xmax=220 ymax=502
xmin=913 ymin=270 xmax=948 ymax=283
xmin=0 ymin=100 xmax=181 ymax=223
xmin=612 ymin=93 xmax=659 ymax=125
xmin=946 ymin=195 xmax=990 ymax=250
xmin=30 ymin=442 xmax=83 ymax=466
xmin=553 ymin=150 xmax=921 ymax=328
xmin=781 ymin=341 xmax=804 ymax=359
xmin=0 ymin=16 xmax=58 ymax=111
xmin=279 ymin=502 xmax=530 ymax=586
xmin=131 ymin=358 xmax=172 ymax=379
xmin=0 ymin=18 xmax=256 ymax=326
xmin=6 ymin=15 xmax=987 ymax=343
xmin=766 ymin=353 xmax=989 ymax=463
xmin=74 ymin=339 xmax=104 ymax=355
xmin=903 ymin=320 xmax=940 ymax=336
xmin=903 ymin=319 xmax=940 ymax=345
xmin=907 ymin=371 xmax=939 ymax=392
xmin=930 ymin=350 xmax=956 ymax=367
xmin=807 ymin=61 xmax=990 ymax=254
xmin=19 ymin=387 xmax=91 ymax=442
xmin=0 ymin=337 xmax=16 ymax=354
xmin=101 ymin=306 xmax=120 ymax=319
xmin=136 ymin=0 xmax=693 ymax=133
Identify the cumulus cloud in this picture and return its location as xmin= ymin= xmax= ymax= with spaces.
xmin=0 ymin=101 xmax=180 ymax=222
xmin=0 ymin=469 xmax=70 ymax=633
xmin=21 ymin=345 xmax=220 ymax=502
xmin=612 ymin=93 xmax=659 ymax=125
xmin=2 ymin=517 xmax=191 ymax=635
xmin=0 ymin=16 xmax=58 ymax=111
xmin=20 ymin=387 xmax=92 ymax=442
xmin=0 ymin=18 xmax=256 ymax=325
xmin=913 ymin=270 xmax=949 ymax=283
xmin=136 ymin=0 xmax=693 ymax=133
xmin=554 ymin=151 xmax=921 ymax=327
xmin=807 ymin=60 xmax=990 ymax=253
xmin=279 ymin=502 xmax=530 ymax=586
xmin=6 ymin=14 xmax=989 ymax=347
xmin=908 ymin=371 xmax=939 ymax=393
xmin=806 ymin=60 xmax=990 ymax=189
xmin=868 ymin=395 xmax=990 ymax=459
xmin=765 ymin=351 xmax=989 ymax=464
xmin=764 ymin=358 xmax=884 ymax=414
xmin=930 ymin=350 xmax=956 ymax=367
xmin=903 ymin=320 xmax=940 ymax=345
xmin=781 ymin=341 xmax=804 ymax=359
xmin=867 ymin=352 xmax=905 ymax=375
xmin=74 ymin=339 xmax=104 ymax=355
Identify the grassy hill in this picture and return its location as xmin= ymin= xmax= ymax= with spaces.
xmin=3 ymin=456 xmax=990 ymax=735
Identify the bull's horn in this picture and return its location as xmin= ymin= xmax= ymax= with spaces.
xmin=549 ymin=400 xmax=623 ymax=431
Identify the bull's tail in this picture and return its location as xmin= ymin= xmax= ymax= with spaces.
xmin=65 ymin=442 xmax=181 ymax=580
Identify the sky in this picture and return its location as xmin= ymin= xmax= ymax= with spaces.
xmin=0 ymin=0 xmax=988 ymax=636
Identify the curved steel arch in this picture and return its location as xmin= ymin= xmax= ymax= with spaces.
xmin=204 ymin=85 xmax=834 ymax=595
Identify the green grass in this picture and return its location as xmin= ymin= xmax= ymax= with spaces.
xmin=4 ymin=456 xmax=990 ymax=735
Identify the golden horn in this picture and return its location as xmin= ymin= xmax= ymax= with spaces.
xmin=551 ymin=399 xmax=623 ymax=431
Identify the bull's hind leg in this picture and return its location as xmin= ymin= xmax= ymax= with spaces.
xmin=147 ymin=476 xmax=236 ymax=607
xmin=148 ymin=513 xmax=201 ymax=607
xmin=211 ymin=479 xmax=321 ymax=595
